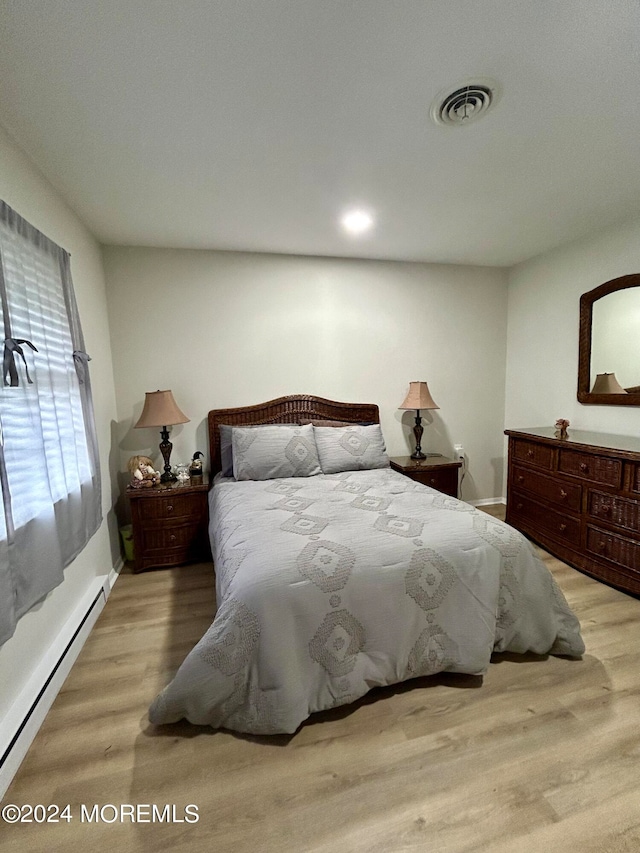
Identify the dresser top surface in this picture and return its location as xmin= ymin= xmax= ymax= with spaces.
xmin=506 ymin=427 xmax=640 ymax=456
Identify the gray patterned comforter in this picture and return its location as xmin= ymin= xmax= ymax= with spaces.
xmin=148 ymin=469 xmax=584 ymax=734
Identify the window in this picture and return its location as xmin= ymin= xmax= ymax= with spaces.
xmin=0 ymin=200 xmax=101 ymax=646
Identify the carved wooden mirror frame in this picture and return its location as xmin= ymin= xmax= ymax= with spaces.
xmin=578 ymin=273 xmax=640 ymax=405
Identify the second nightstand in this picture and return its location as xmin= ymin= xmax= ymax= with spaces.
xmin=127 ymin=476 xmax=211 ymax=573
xmin=390 ymin=456 xmax=462 ymax=498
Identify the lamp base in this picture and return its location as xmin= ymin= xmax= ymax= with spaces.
xmin=159 ymin=426 xmax=177 ymax=482
xmin=410 ymin=450 xmax=427 ymax=461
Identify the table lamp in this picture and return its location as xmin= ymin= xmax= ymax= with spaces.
xmin=134 ymin=390 xmax=190 ymax=482
xmin=399 ymin=381 xmax=439 ymax=460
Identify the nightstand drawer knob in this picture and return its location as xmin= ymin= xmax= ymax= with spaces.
xmin=527 ymin=449 xmax=534 ymax=458
xmin=559 ymin=523 xmax=567 ymax=533
xmin=580 ymin=462 xmax=588 ymax=472
xmin=559 ymin=489 xmax=567 ymax=499
xmin=516 ymin=502 xmax=523 ymax=511
xmin=167 ymin=504 xmax=174 ymax=512
xmin=170 ymin=534 xmax=176 ymax=541
xmin=517 ymin=475 xmax=524 ymax=483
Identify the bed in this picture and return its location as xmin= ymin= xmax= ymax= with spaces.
xmin=149 ymin=394 xmax=584 ymax=734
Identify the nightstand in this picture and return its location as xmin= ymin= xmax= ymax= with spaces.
xmin=390 ymin=456 xmax=462 ymax=498
xmin=127 ymin=476 xmax=211 ymax=573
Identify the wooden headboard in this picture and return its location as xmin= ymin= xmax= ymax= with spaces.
xmin=207 ymin=394 xmax=380 ymax=476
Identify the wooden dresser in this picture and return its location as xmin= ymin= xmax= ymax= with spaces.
xmin=505 ymin=428 xmax=640 ymax=595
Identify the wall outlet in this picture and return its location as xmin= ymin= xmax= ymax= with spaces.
xmin=453 ymin=443 xmax=465 ymax=460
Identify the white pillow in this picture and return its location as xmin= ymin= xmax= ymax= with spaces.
xmin=313 ymin=423 xmax=390 ymax=474
xmin=232 ymin=424 xmax=321 ymax=481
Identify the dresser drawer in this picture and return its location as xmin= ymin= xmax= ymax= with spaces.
xmin=558 ymin=449 xmax=622 ymax=487
xmin=586 ymin=525 xmax=640 ymax=573
xmin=511 ymin=439 xmax=553 ymax=471
xmin=588 ymin=490 xmax=640 ymax=534
xmin=511 ymin=465 xmax=582 ymax=511
xmin=510 ymin=491 xmax=581 ymax=547
xmin=630 ymin=463 xmax=640 ymax=495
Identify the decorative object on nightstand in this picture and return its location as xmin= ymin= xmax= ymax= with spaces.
xmin=554 ymin=418 xmax=570 ymax=439
xmin=127 ymin=475 xmax=211 ymax=572
xmin=390 ymin=456 xmax=462 ymax=498
xmin=399 ymin=381 xmax=440 ymax=460
xmin=189 ymin=450 xmax=204 ymax=477
xmin=134 ymin=389 xmax=190 ymax=482
xmin=126 ymin=454 xmax=161 ymax=489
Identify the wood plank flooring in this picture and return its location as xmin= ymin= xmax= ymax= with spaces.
xmin=2 ymin=505 xmax=640 ymax=853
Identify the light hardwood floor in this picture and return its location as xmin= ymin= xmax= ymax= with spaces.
xmin=2 ymin=505 xmax=640 ymax=853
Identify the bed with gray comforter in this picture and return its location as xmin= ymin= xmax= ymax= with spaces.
xmin=148 ymin=468 xmax=585 ymax=734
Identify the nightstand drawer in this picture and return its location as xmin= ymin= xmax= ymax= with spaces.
xmin=140 ymin=523 xmax=202 ymax=552
xmin=409 ymin=467 xmax=459 ymax=495
xmin=389 ymin=456 xmax=461 ymax=498
xmin=136 ymin=494 xmax=199 ymax=521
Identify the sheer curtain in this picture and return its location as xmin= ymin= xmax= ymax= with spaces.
xmin=0 ymin=200 xmax=101 ymax=646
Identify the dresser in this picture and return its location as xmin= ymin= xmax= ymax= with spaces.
xmin=390 ymin=456 xmax=461 ymax=498
xmin=128 ymin=476 xmax=211 ymax=573
xmin=505 ymin=428 xmax=640 ymax=595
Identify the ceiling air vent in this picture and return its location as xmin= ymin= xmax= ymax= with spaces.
xmin=430 ymin=78 xmax=500 ymax=127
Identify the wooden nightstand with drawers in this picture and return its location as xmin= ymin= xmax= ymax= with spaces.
xmin=390 ymin=456 xmax=462 ymax=498
xmin=127 ymin=476 xmax=211 ymax=573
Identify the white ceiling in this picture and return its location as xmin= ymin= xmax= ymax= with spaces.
xmin=1 ymin=1 xmax=639 ymax=267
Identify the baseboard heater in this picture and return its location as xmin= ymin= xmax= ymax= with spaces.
xmin=0 ymin=582 xmax=107 ymax=800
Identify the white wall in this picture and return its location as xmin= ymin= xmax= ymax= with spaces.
xmin=0 ymin=125 xmax=118 ymax=724
xmin=103 ymin=248 xmax=509 ymax=504
xmin=506 ymin=214 xmax=640 ymax=435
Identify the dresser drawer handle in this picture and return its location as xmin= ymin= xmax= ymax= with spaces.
xmin=597 ymin=540 xmax=607 ymax=552
xmin=599 ymin=504 xmax=610 ymax=514
xmin=166 ymin=504 xmax=174 ymax=513
xmin=516 ymin=502 xmax=523 ymax=511
xmin=579 ymin=462 xmax=588 ymax=472
xmin=517 ymin=475 xmax=525 ymax=484
xmin=559 ymin=523 xmax=567 ymax=533
xmin=559 ymin=489 xmax=567 ymax=499
xmin=527 ymin=449 xmax=534 ymax=458
xmin=170 ymin=534 xmax=176 ymax=542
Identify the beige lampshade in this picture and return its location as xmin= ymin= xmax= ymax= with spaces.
xmin=399 ymin=381 xmax=439 ymax=411
xmin=134 ymin=390 xmax=190 ymax=428
xmin=590 ymin=372 xmax=627 ymax=394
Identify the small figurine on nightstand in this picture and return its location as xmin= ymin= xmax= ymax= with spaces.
xmin=127 ymin=455 xmax=161 ymax=489
xmin=555 ymin=419 xmax=570 ymax=439
xmin=189 ymin=451 xmax=204 ymax=478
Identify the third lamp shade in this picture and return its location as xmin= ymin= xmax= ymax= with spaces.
xmin=399 ymin=381 xmax=440 ymax=411
xmin=134 ymin=390 xmax=190 ymax=428
xmin=590 ymin=373 xmax=627 ymax=394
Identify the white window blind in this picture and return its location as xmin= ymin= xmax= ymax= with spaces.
xmin=0 ymin=200 xmax=101 ymax=646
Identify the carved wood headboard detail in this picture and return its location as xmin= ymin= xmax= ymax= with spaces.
xmin=207 ymin=394 xmax=380 ymax=476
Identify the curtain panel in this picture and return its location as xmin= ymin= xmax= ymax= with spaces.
xmin=0 ymin=200 xmax=102 ymax=646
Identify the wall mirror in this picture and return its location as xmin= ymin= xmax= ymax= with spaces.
xmin=578 ymin=273 xmax=640 ymax=405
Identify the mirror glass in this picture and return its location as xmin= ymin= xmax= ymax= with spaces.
xmin=591 ymin=287 xmax=640 ymax=392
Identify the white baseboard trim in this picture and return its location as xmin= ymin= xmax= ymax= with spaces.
xmin=468 ymin=497 xmax=506 ymax=507
xmin=108 ymin=557 xmax=124 ymax=593
xmin=0 ymin=578 xmax=107 ymax=800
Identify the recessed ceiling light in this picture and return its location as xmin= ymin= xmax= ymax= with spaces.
xmin=341 ymin=209 xmax=374 ymax=235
